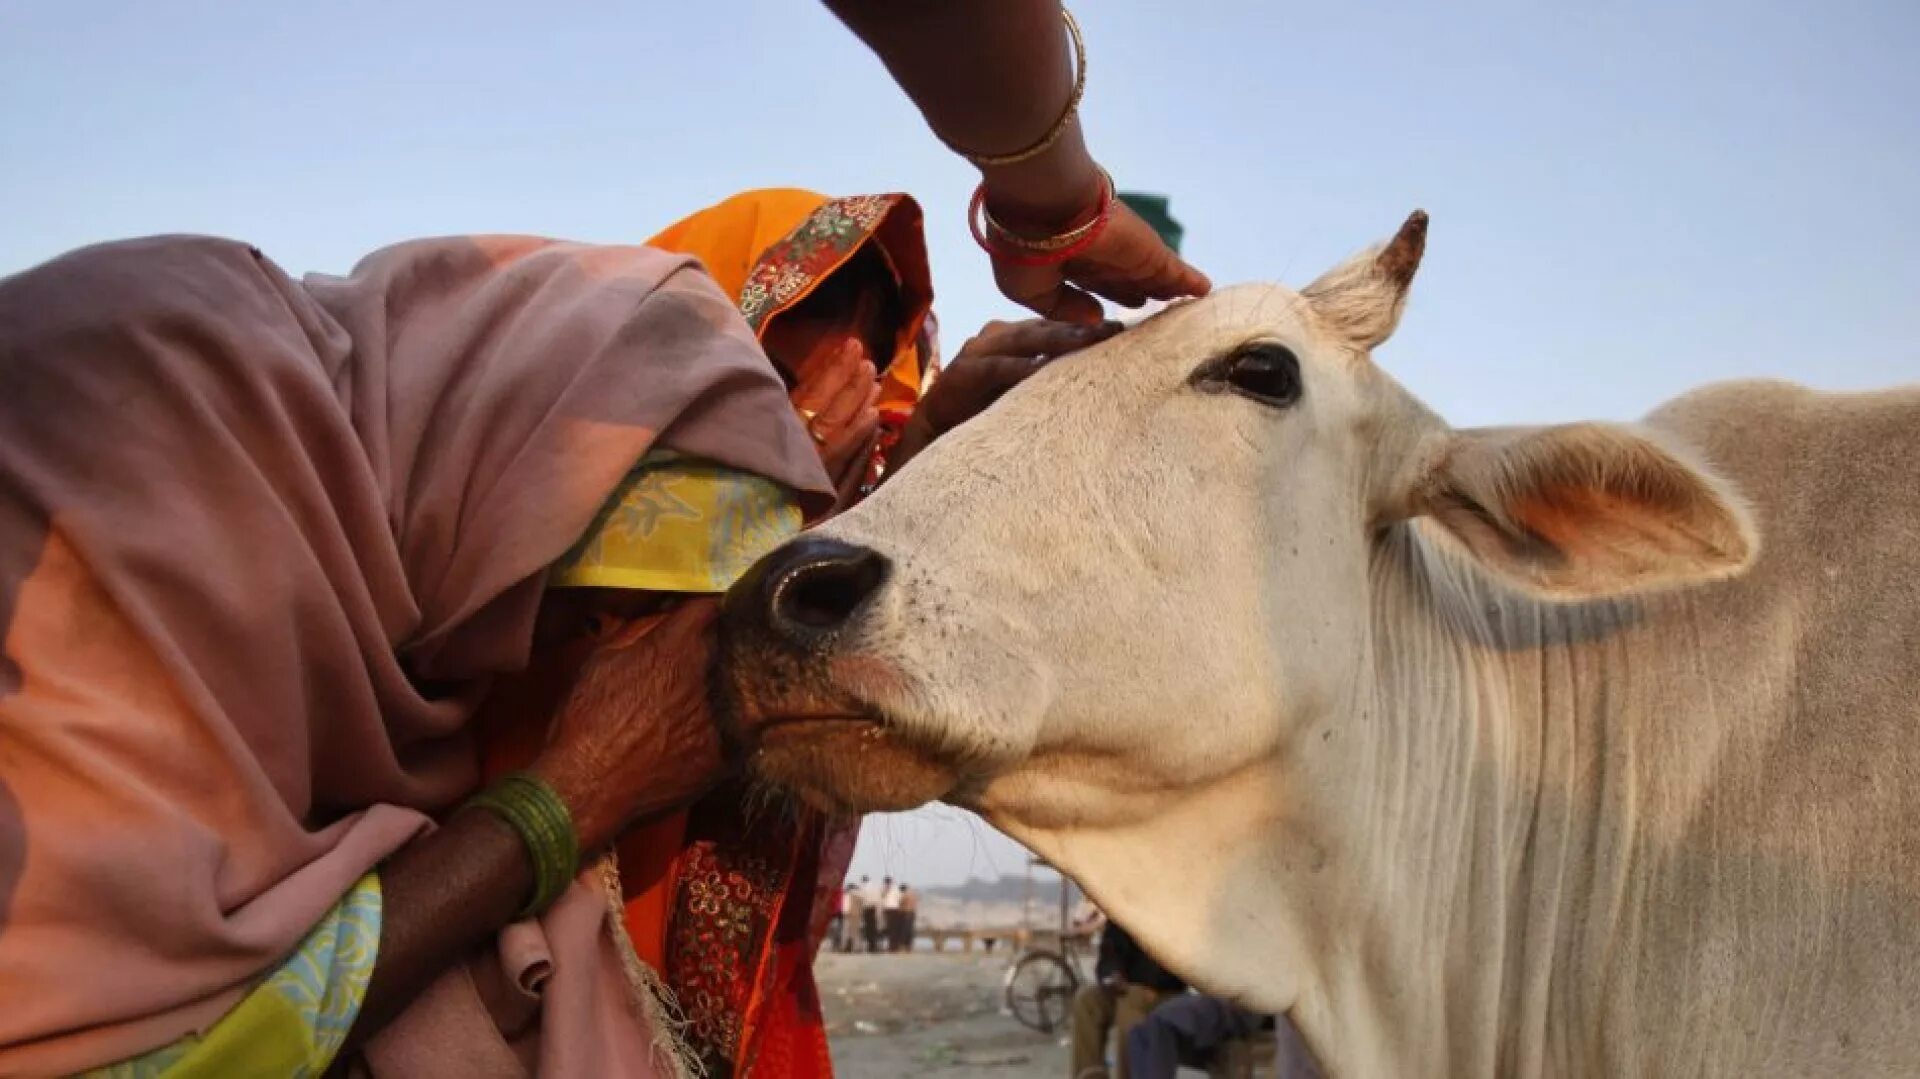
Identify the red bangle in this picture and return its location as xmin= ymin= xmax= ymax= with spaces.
xmin=969 ymin=172 xmax=1116 ymax=268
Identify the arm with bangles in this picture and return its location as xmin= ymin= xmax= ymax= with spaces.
xmin=823 ymin=0 xmax=1208 ymax=321
xmin=339 ymin=599 xmax=725 ymax=1056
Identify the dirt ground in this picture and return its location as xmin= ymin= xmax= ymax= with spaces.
xmin=818 ymin=952 xmax=1069 ymax=1079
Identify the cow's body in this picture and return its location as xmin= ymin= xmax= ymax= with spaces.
xmin=1501 ymin=381 xmax=1920 ymax=1077
xmin=1242 ymin=380 xmax=1920 ymax=1076
xmin=719 ymin=216 xmax=1920 ymax=1076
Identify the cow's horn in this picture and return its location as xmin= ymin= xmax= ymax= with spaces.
xmin=1375 ymin=210 xmax=1428 ymax=292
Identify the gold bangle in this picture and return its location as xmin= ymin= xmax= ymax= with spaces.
xmin=945 ymin=8 xmax=1087 ymax=169
xmin=982 ymin=166 xmax=1114 ymax=252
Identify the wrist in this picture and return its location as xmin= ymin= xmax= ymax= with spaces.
xmin=463 ymin=771 xmax=581 ymax=919
xmin=979 ymin=137 xmax=1103 ymax=235
xmin=529 ymin=745 xmax=619 ymax=856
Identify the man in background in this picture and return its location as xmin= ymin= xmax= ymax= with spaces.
xmin=880 ymin=877 xmax=903 ymax=952
xmin=840 ymin=875 xmax=871 ymax=948
xmin=861 ymin=876 xmax=884 ymax=953
xmin=1069 ymin=919 xmax=1186 ymax=1079
xmin=896 ymin=884 xmax=919 ymax=952
xmin=1124 ymin=995 xmax=1323 ymax=1079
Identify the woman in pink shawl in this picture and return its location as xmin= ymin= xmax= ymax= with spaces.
xmin=0 ymin=234 xmax=845 ymax=1077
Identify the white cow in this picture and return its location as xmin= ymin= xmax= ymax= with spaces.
xmin=719 ymin=213 xmax=1920 ymax=1076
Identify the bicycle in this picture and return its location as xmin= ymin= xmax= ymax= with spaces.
xmin=1003 ymin=927 xmax=1094 ymax=1034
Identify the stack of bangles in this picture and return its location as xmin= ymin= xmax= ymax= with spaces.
xmin=948 ymin=6 xmax=1114 ymax=269
xmin=466 ymin=771 xmax=579 ymax=919
xmin=968 ymin=167 xmax=1117 ymax=268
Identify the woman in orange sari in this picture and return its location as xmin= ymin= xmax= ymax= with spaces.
xmin=625 ymin=189 xmax=935 ymax=1078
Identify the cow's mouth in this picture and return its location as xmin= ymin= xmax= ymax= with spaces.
xmin=737 ymin=702 xmax=957 ymax=815
xmin=717 ymin=642 xmax=963 ymax=815
xmin=716 ymin=549 xmax=965 ymax=814
xmin=755 ymin=713 xmax=874 ymax=735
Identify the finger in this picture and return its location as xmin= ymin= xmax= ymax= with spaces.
xmin=949 ymin=319 xmax=1013 ymax=362
xmin=815 ymin=345 xmax=877 ymax=434
xmin=1114 ymin=240 xmax=1209 ymax=302
xmin=973 ymin=354 xmax=1052 ymax=392
xmin=1143 ymin=256 xmax=1212 ymax=301
xmin=1080 ymin=280 xmax=1150 ymax=310
xmin=638 ymin=596 xmax=722 ymax=651
xmin=790 ymin=341 xmax=861 ymax=414
xmin=1038 ymin=285 xmax=1104 ymax=326
xmin=822 ymin=407 xmax=880 ymax=478
xmin=672 ymin=594 xmax=724 ymax=630
xmin=851 ymin=379 xmax=882 ymax=428
xmin=1065 ymin=263 xmax=1155 ymax=310
xmin=960 ymin=318 xmax=1122 ymax=361
xmin=995 ymin=262 xmax=1106 ymax=327
xmin=921 ymin=354 xmax=1046 ymax=432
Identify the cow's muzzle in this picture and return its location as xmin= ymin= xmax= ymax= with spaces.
xmin=729 ymin=535 xmax=889 ymax=648
xmin=718 ymin=536 xmax=962 ymax=813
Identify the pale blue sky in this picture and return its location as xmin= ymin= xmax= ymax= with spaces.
xmin=4 ymin=1 xmax=1915 ymax=887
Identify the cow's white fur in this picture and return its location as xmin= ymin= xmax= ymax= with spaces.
xmin=764 ymin=221 xmax=1920 ymax=1076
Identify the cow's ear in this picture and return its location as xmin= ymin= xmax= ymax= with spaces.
xmin=1405 ymin=422 xmax=1757 ymax=600
xmin=1302 ymin=210 xmax=1426 ymax=350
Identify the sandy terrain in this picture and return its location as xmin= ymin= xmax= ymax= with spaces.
xmin=818 ymin=952 xmax=1068 ymax=1079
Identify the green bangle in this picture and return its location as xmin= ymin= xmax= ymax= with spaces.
xmin=467 ymin=772 xmax=579 ymax=919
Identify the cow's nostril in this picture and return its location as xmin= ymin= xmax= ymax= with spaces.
xmin=767 ymin=539 xmax=889 ymax=640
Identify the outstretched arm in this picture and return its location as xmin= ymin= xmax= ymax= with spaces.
xmin=824 ymin=0 xmax=1209 ymax=321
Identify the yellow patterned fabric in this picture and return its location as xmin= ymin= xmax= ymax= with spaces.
xmin=82 ymin=873 xmax=382 ymax=1079
xmin=550 ymin=451 xmax=804 ymax=593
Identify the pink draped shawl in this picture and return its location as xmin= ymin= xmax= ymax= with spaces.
xmin=0 ymin=234 xmax=830 ymax=1075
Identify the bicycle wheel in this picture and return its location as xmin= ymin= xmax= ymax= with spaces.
xmin=1004 ymin=950 xmax=1079 ymax=1034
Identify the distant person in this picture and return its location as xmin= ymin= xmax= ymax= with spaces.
xmin=897 ymin=884 xmax=919 ymax=952
xmin=861 ymin=876 xmax=884 ymax=953
xmin=881 ymin=877 xmax=905 ymax=952
xmin=1124 ymin=996 xmax=1322 ymax=1079
xmin=842 ymin=878 xmax=868 ymax=953
xmin=1070 ymin=920 xmax=1185 ymax=1079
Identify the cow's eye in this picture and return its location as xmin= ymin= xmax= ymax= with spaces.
xmin=1196 ymin=342 xmax=1302 ymax=407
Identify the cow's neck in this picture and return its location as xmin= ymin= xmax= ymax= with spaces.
xmin=1296 ymin=524 xmax=1656 ymax=1076
xmin=987 ymin=528 xmax=1662 ymax=1079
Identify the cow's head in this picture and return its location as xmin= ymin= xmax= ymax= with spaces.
xmin=716 ymin=212 xmax=1754 ymax=1015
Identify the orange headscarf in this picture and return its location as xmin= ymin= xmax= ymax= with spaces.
xmin=646 ymin=188 xmax=936 ymax=427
